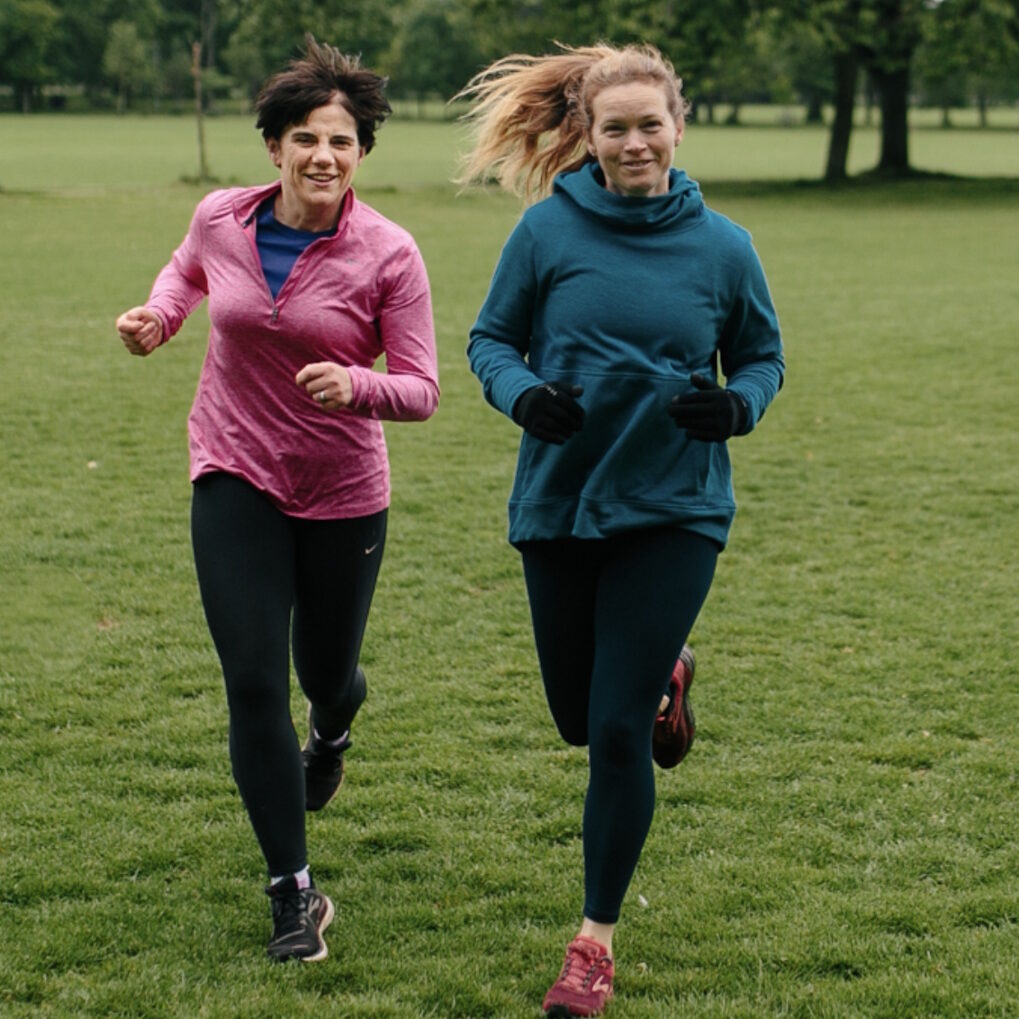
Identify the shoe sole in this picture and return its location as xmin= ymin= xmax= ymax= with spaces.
xmin=545 ymin=1001 xmax=608 ymax=1017
xmin=302 ymin=894 xmax=335 ymax=963
xmin=305 ymin=763 xmax=345 ymax=813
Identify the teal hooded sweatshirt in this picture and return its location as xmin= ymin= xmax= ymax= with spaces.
xmin=468 ymin=163 xmax=785 ymax=548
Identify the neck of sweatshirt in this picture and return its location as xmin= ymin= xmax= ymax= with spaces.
xmin=553 ymin=162 xmax=705 ymax=233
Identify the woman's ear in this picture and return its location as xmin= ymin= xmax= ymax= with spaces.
xmin=266 ymin=139 xmax=282 ymax=167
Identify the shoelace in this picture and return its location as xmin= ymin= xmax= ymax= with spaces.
xmin=271 ymin=888 xmax=306 ymax=930
xmin=558 ymin=942 xmax=605 ymax=991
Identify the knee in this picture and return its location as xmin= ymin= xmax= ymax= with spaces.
xmin=223 ymin=664 xmax=286 ymax=719
xmin=590 ymin=716 xmax=645 ymax=770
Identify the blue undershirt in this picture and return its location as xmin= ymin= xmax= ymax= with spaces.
xmin=255 ymin=199 xmax=335 ymax=299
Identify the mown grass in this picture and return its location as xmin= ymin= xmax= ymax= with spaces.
xmin=2 ymin=109 xmax=1018 ymax=192
xmin=1 ymin=117 xmax=1017 ymax=1018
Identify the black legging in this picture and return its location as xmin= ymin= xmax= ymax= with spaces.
xmin=519 ymin=526 xmax=718 ymax=924
xmin=191 ymin=472 xmax=386 ymax=877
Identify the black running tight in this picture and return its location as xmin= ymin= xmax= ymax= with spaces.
xmin=519 ymin=527 xmax=718 ymax=924
xmin=191 ymin=473 xmax=386 ymax=877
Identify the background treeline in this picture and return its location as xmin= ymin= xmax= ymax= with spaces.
xmin=2 ymin=0 xmax=1017 ymax=179
xmin=4 ymin=0 xmax=1018 ymax=119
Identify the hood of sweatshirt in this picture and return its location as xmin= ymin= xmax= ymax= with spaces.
xmin=553 ymin=162 xmax=705 ymax=232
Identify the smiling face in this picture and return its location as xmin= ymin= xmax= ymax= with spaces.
xmin=585 ymin=80 xmax=683 ymax=198
xmin=266 ymin=97 xmax=365 ymax=231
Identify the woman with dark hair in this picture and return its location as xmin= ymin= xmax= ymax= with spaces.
xmin=458 ymin=43 xmax=784 ymax=1016
xmin=115 ymin=37 xmax=438 ymax=962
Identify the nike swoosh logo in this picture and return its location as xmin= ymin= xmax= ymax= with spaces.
xmin=364 ymin=543 xmax=380 ymax=555
xmin=592 ymin=977 xmax=611 ymax=993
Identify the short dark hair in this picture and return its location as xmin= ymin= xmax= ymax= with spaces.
xmin=255 ymin=35 xmax=392 ymax=153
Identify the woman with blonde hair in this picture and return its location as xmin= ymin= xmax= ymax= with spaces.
xmin=458 ymin=43 xmax=784 ymax=1016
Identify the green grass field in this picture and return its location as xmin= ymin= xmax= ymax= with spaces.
xmin=1 ymin=114 xmax=1018 ymax=1018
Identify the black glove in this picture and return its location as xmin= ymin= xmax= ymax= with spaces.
xmin=512 ymin=382 xmax=585 ymax=444
xmin=668 ymin=373 xmax=747 ymax=442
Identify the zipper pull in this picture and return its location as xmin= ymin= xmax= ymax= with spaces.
xmin=270 ymin=306 xmax=279 ymax=323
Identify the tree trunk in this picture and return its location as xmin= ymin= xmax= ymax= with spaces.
xmin=873 ymin=65 xmax=910 ymax=174
xmin=825 ymin=49 xmax=858 ymax=182
xmin=862 ymin=75 xmax=876 ymax=127
xmin=805 ymin=92 xmax=824 ymax=125
xmin=192 ymin=42 xmax=210 ymax=181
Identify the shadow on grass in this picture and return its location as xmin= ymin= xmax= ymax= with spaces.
xmin=701 ymin=173 xmax=1019 ymax=203
xmin=3 ymin=173 xmax=1017 ymax=205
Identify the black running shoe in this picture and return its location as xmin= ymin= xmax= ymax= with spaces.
xmin=302 ymin=668 xmax=365 ymax=812
xmin=265 ymin=875 xmax=334 ymax=962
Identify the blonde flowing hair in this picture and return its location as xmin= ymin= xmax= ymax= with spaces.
xmin=454 ymin=42 xmax=688 ymax=202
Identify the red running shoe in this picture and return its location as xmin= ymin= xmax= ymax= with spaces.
xmin=652 ymin=644 xmax=696 ymax=769
xmin=542 ymin=935 xmax=614 ymax=1017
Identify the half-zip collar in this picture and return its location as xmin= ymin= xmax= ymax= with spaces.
xmin=239 ymin=184 xmax=356 ymax=323
xmin=237 ymin=181 xmax=356 ymax=242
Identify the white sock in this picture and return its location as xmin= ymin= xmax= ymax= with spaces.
xmin=314 ymin=727 xmax=349 ymax=748
xmin=270 ymin=866 xmax=311 ymax=890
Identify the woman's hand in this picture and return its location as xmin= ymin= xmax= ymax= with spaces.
xmin=115 ymin=307 xmax=164 ymax=356
xmin=296 ymin=362 xmax=354 ymax=411
xmin=512 ymin=382 xmax=585 ymax=444
xmin=668 ymin=373 xmax=747 ymax=442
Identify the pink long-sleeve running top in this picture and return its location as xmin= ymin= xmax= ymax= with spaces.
xmin=146 ymin=182 xmax=440 ymax=519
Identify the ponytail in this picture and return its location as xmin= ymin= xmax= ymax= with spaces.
xmin=454 ymin=42 xmax=687 ymax=202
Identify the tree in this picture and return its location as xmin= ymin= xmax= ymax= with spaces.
xmin=770 ymin=0 xmax=934 ymax=179
xmin=824 ymin=0 xmax=866 ymax=181
xmin=917 ymin=0 xmax=1019 ymax=125
xmin=915 ymin=0 xmax=971 ymax=124
xmin=857 ymin=0 xmax=927 ymax=174
xmin=223 ymin=0 xmax=405 ymax=77
xmin=603 ymin=0 xmax=754 ymax=121
xmin=753 ymin=0 xmax=862 ymax=179
xmin=773 ymin=17 xmax=836 ymax=124
xmin=464 ymin=0 xmax=617 ymax=62
xmin=0 ymin=0 xmax=61 ymax=111
xmin=191 ymin=40 xmax=212 ymax=180
xmin=386 ymin=0 xmax=483 ymax=109
xmin=223 ymin=16 xmax=268 ymax=104
xmin=53 ymin=0 xmax=161 ymax=103
xmin=711 ymin=8 xmax=786 ymax=123
xmin=103 ymin=19 xmax=153 ymax=111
